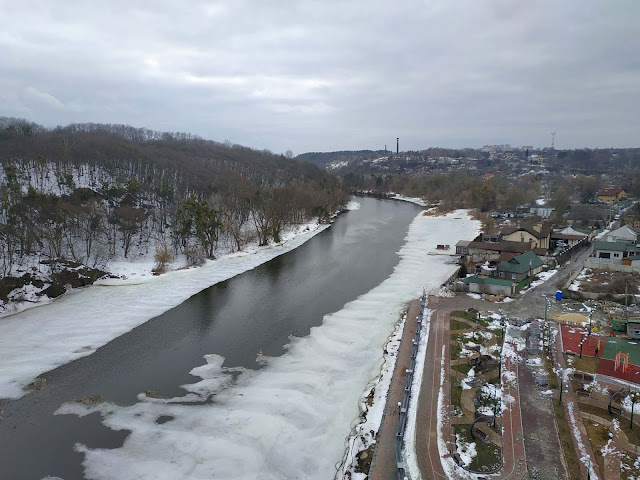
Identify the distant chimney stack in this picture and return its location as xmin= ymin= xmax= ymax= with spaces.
xmin=397 ymin=137 xmax=399 ymax=154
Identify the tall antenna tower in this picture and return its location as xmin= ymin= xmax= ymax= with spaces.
xmin=551 ymin=132 xmax=556 ymax=150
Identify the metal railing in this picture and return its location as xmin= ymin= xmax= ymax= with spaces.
xmin=395 ymin=288 xmax=427 ymax=480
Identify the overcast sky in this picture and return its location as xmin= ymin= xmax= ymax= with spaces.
xmin=1 ymin=0 xmax=639 ymax=154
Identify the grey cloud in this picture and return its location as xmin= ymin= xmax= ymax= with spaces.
xmin=0 ymin=0 xmax=639 ymax=153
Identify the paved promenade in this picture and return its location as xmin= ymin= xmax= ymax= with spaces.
xmin=415 ymin=300 xmax=451 ymax=479
xmin=551 ymin=323 xmax=602 ymax=480
xmin=369 ymin=299 xmax=422 ymax=480
xmin=415 ymin=296 xmax=528 ymax=480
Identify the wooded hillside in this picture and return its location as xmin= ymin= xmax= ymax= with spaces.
xmin=0 ymin=118 xmax=348 ymax=298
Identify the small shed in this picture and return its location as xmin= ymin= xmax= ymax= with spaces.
xmin=612 ymin=317 xmax=628 ymax=332
xmin=456 ymin=240 xmax=471 ymax=255
xmin=627 ymin=322 xmax=640 ymax=340
xmin=464 ymin=275 xmax=515 ymax=297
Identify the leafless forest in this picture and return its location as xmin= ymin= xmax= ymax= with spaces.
xmin=0 ymin=117 xmax=348 ymax=283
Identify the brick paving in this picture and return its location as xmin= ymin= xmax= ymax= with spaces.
xmin=552 ymin=323 xmax=603 ymax=480
xmin=492 ymin=343 xmax=528 ymax=480
xmin=518 ymin=357 xmax=568 ymax=479
xmin=369 ymin=299 xmax=422 ymax=480
xmin=415 ymin=298 xmax=451 ymax=479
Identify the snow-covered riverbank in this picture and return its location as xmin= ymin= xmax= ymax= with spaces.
xmin=56 ymin=209 xmax=479 ymax=480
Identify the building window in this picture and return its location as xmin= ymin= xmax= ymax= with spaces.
xmin=614 ymin=253 xmax=620 ymax=258
xmin=512 ymin=274 xmax=516 ymax=280
xmin=599 ymin=252 xmax=611 ymax=259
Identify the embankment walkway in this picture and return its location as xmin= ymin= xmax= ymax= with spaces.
xmin=369 ymin=298 xmax=422 ymax=480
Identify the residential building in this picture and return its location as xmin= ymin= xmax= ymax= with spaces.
xmin=605 ymin=225 xmax=637 ymax=244
xmin=494 ymin=251 xmax=544 ymax=283
xmin=500 ymin=223 xmax=551 ymax=250
xmin=592 ymin=240 xmax=640 ymax=261
xmin=530 ymin=206 xmax=554 ymax=218
xmin=456 ymin=240 xmax=471 ymax=256
xmin=597 ymin=187 xmax=627 ymax=203
xmin=465 ymin=240 xmax=546 ymax=263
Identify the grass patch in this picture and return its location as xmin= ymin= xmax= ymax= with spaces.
xmin=451 ymin=376 xmax=463 ymax=410
xmin=355 ymin=444 xmax=375 ymax=475
xmin=564 ymin=354 xmax=600 ymax=374
xmin=451 ymin=318 xmax=473 ymax=331
xmin=451 ymin=341 xmax=462 ymax=360
xmin=578 ymin=404 xmax=640 ymax=447
xmin=452 ymin=424 xmax=502 ymax=473
xmin=452 ymin=363 xmax=472 ymax=375
xmin=583 ymin=419 xmax=609 ymax=475
xmin=452 ymin=310 xmax=478 ymax=322
xmin=552 ymin=400 xmax=582 ymax=480
xmin=620 ymin=451 xmax=640 ymax=478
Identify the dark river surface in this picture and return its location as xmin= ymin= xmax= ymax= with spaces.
xmin=0 ymin=196 xmax=422 ymax=480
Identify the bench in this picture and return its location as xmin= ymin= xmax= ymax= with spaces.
xmin=609 ymin=405 xmax=623 ymax=415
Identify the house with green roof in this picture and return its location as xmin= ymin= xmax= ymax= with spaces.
xmin=592 ymin=240 xmax=640 ymax=263
xmin=494 ymin=251 xmax=544 ymax=283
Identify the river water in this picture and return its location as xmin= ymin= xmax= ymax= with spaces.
xmin=0 ymin=197 xmax=423 ymax=480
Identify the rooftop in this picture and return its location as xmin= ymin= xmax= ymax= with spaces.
xmin=497 ymin=251 xmax=544 ymax=274
xmin=598 ymin=187 xmax=626 ymax=196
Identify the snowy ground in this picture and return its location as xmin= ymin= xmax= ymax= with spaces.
xmin=390 ymin=194 xmax=429 ymax=207
xmin=569 ymin=268 xmax=591 ymax=291
xmin=53 ymin=209 xmax=479 ymax=480
xmin=526 ymin=268 xmax=559 ymax=290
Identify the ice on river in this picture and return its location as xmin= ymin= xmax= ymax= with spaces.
xmin=0 ymin=221 xmax=330 ymax=400
xmin=56 ymin=210 xmax=479 ymax=480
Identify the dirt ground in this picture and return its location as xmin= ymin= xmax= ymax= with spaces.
xmin=578 ymin=269 xmax=640 ymax=294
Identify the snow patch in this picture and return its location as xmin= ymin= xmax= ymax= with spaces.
xmin=345 ymin=200 xmax=361 ymax=211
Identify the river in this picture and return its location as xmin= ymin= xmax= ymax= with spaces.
xmin=1 ymin=197 xmax=426 ymax=480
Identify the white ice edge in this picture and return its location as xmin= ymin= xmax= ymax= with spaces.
xmin=54 ymin=209 xmax=479 ymax=480
xmin=390 ymin=194 xmax=429 ymax=207
xmin=0 ymin=220 xmax=332 ymax=399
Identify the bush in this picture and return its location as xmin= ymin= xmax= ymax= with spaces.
xmin=184 ymin=245 xmax=206 ymax=267
xmin=458 ymin=264 xmax=468 ymax=278
xmin=153 ymin=242 xmax=173 ymax=275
